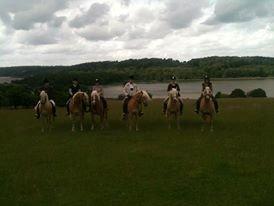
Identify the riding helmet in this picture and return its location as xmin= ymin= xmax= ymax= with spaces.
xmin=43 ymin=78 xmax=49 ymax=84
xmin=171 ymin=76 xmax=176 ymax=80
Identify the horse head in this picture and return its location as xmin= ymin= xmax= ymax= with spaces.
xmin=203 ymin=87 xmax=212 ymax=101
xmin=73 ymin=92 xmax=89 ymax=106
xmin=91 ymin=90 xmax=100 ymax=104
xmin=40 ymin=90 xmax=48 ymax=104
xmin=169 ymin=88 xmax=178 ymax=102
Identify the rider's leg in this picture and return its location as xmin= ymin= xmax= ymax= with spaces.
xmin=163 ymin=97 xmax=168 ymax=114
xmin=122 ymin=97 xmax=129 ymax=118
xmin=50 ymin=100 xmax=57 ymax=117
xmin=179 ymin=99 xmax=183 ymax=115
xmin=195 ymin=96 xmax=202 ymax=113
xmin=213 ymin=97 xmax=219 ymax=113
xmin=101 ymin=97 xmax=107 ymax=109
xmin=66 ymin=99 xmax=70 ymax=115
xmin=35 ymin=101 xmax=41 ymax=119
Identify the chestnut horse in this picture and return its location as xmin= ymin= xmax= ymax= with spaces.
xmin=69 ymin=92 xmax=89 ymax=132
xmin=166 ymin=88 xmax=181 ymax=130
xmin=200 ymin=86 xmax=215 ymax=132
xmin=127 ymin=90 xmax=151 ymax=131
xmin=38 ymin=91 xmax=54 ymax=133
xmin=90 ymin=90 xmax=108 ymax=130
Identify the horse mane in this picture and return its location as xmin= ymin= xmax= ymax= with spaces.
xmin=72 ymin=92 xmax=84 ymax=104
xmin=140 ymin=90 xmax=151 ymax=101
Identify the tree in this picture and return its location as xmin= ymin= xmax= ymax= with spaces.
xmin=247 ymin=88 xmax=267 ymax=98
xmin=230 ymin=89 xmax=246 ymax=98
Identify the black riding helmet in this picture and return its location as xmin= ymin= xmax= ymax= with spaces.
xmin=204 ymin=75 xmax=210 ymax=81
xmin=95 ymin=78 xmax=100 ymax=83
xmin=171 ymin=75 xmax=176 ymax=80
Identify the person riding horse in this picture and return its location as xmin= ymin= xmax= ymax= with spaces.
xmin=35 ymin=78 xmax=56 ymax=119
xmin=195 ymin=75 xmax=219 ymax=114
xmin=122 ymin=75 xmax=143 ymax=119
xmin=163 ymin=76 xmax=183 ymax=115
xmin=91 ymin=79 xmax=107 ymax=109
xmin=66 ymin=78 xmax=82 ymax=115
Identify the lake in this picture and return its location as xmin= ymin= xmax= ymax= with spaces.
xmin=104 ymin=79 xmax=274 ymax=99
xmin=0 ymin=77 xmax=21 ymax=84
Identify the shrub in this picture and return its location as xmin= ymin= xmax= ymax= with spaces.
xmin=230 ymin=89 xmax=246 ymax=98
xmin=215 ymin=92 xmax=230 ymax=98
xmin=247 ymin=88 xmax=267 ymax=98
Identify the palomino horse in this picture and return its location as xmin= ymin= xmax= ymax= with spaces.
xmin=199 ymin=86 xmax=215 ymax=132
xmin=90 ymin=90 xmax=108 ymax=130
xmin=38 ymin=91 xmax=54 ymax=132
xmin=127 ymin=90 xmax=151 ymax=131
xmin=69 ymin=92 xmax=89 ymax=132
xmin=166 ymin=88 xmax=181 ymax=130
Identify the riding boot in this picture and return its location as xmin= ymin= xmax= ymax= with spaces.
xmin=66 ymin=103 xmax=70 ymax=115
xmin=52 ymin=105 xmax=57 ymax=117
xmin=179 ymin=100 xmax=183 ymax=115
xmin=102 ymin=97 xmax=108 ymax=110
xmin=35 ymin=108 xmax=40 ymax=119
xmin=213 ymin=98 xmax=219 ymax=113
xmin=163 ymin=102 xmax=167 ymax=114
xmin=195 ymin=99 xmax=200 ymax=114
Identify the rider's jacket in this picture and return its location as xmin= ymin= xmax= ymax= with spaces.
xmin=69 ymin=84 xmax=81 ymax=97
xmin=92 ymin=85 xmax=104 ymax=96
xmin=167 ymin=83 xmax=180 ymax=92
xmin=124 ymin=82 xmax=138 ymax=97
xmin=39 ymin=86 xmax=54 ymax=99
xmin=202 ymin=82 xmax=213 ymax=91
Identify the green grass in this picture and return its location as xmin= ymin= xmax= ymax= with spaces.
xmin=1 ymin=99 xmax=274 ymax=206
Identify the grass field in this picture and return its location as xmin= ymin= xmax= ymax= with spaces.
xmin=1 ymin=99 xmax=274 ymax=206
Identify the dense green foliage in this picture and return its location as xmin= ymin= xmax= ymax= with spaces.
xmin=0 ymin=56 xmax=273 ymax=106
xmin=1 ymin=99 xmax=274 ymax=205
xmin=247 ymin=88 xmax=267 ymax=98
xmin=230 ymin=89 xmax=247 ymax=98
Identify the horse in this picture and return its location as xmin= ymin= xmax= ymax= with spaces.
xmin=38 ymin=90 xmax=54 ymax=133
xmin=90 ymin=90 xmax=108 ymax=130
xmin=69 ymin=92 xmax=89 ymax=132
xmin=199 ymin=86 xmax=215 ymax=132
xmin=127 ymin=90 xmax=151 ymax=131
xmin=166 ymin=88 xmax=181 ymax=130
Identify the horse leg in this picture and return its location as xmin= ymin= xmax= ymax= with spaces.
xmin=80 ymin=115 xmax=84 ymax=132
xmin=100 ymin=115 xmax=104 ymax=130
xmin=71 ymin=115 xmax=75 ymax=132
xmin=210 ymin=116 xmax=214 ymax=132
xmin=135 ymin=115 xmax=139 ymax=132
xmin=128 ymin=114 xmax=132 ymax=131
xmin=41 ymin=116 xmax=45 ymax=133
xmin=168 ymin=113 xmax=171 ymax=129
xmin=91 ymin=113 xmax=95 ymax=130
xmin=176 ymin=113 xmax=181 ymax=130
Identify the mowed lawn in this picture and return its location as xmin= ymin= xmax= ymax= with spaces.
xmin=0 ymin=99 xmax=274 ymax=206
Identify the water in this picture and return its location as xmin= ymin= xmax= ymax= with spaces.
xmin=104 ymin=79 xmax=274 ymax=99
xmin=0 ymin=77 xmax=21 ymax=84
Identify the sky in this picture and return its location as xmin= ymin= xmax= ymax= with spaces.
xmin=0 ymin=0 xmax=274 ymax=66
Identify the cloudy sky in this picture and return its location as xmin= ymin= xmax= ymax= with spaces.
xmin=0 ymin=0 xmax=274 ymax=66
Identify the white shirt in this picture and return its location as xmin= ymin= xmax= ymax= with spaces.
xmin=124 ymin=82 xmax=138 ymax=96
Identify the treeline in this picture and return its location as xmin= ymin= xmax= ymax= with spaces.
xmin=1 ymin=57 xmax=274 ymax=83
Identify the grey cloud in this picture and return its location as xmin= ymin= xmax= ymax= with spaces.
xmin=207 ymin=0 xmax=274 ymax=24
xmin=0 ymin=0 xmax=69 ymax=30
xmin=164 ymin=0 xmax=208 ymax=29
xmin=18 ymin=29 xmax=58 ymax=45
xmin=69 ymin=3 xmax=110 ymax=28
xmin=121 ymin=0 xmax=131 ymax=7
xmin=77 ymin=24 xmax=125 ymax=41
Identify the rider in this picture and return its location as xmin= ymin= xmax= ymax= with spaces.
xmin=66 ymin=78 xmax=82 ymax=115
xmin=163 ymin=76 xmax=183 ymax=115
xmin=34 ymin=78 xmax=56 ymax=119
xmin=195 ymin=75 xmax=219 ymax=114
xmin=92 ymin=78 xmax=107 ymax=109
xmin=122 ymin=75 xmax=143 ymax=119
